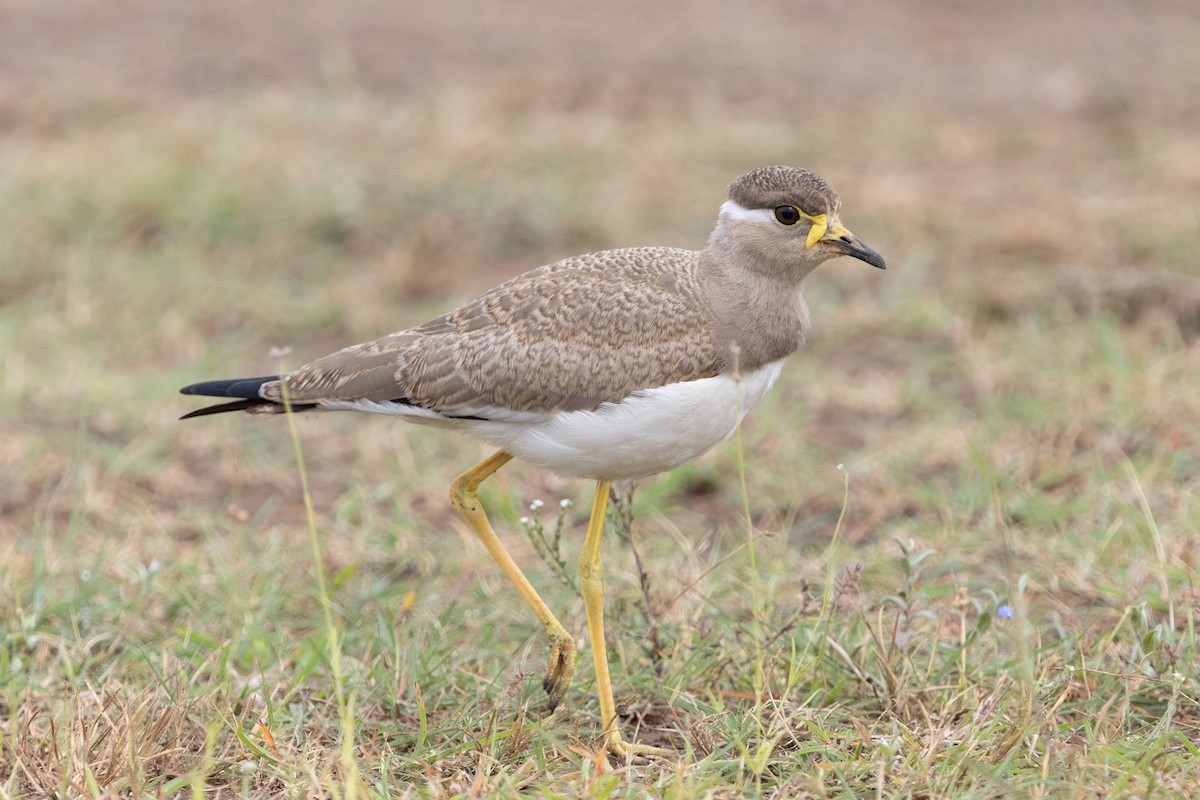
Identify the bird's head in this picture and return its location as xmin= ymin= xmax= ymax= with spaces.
xmin=712 ymin=166 xmax=885 ymax=279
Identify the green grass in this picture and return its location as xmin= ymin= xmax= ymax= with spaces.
xmin=2 ymin=84 xmax=1199 ymax=797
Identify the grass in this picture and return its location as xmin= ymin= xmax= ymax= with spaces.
xmin=3 ymin=27 xmax=1200 ymax=797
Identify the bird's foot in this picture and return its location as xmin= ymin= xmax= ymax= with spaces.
xmin=541 ymin=623 xmax=576 ymax=712
xmin=602 ymin=731 xmax=674 ymax=762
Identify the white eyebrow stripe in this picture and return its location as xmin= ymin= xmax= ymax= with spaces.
xmin=718 ymin=200 xmax=776 ymax=224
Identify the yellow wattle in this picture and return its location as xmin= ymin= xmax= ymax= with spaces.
xmin=805 ymin=214 xmax=828 ymax=248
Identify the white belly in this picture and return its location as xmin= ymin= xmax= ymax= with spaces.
xmin=460 ymin=360 xmax=785 ymax=480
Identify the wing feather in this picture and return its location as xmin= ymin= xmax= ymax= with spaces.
xmin=265 ymin=248 xmax=724 ymax=417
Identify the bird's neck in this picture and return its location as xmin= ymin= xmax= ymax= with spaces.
xmin=698 ymin=249 xmax=810 ymax=374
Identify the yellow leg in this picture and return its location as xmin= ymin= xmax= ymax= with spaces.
xmin=449 ymin=450 xmax=575 ymax=710
xmin=578 ymin=480 xmax=672 ymax=760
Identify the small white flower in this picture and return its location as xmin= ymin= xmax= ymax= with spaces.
xmin=519 ymin=516 xmax=530 ymax=526
xmin=560 ymin=498 xmax=571 ymax=509
xmin=530 ymin=499 xmax=544 ymax=510
xmin=1066 ymin=665 xmax=1076 ymax=672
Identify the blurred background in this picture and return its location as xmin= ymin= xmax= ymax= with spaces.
xmin=2 ymin=0 xmax=1199 ymax=788
xmin=5 ymin=0 xmax=1200 ymax=650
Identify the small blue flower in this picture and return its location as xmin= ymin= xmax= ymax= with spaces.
xmin=997 ymin=604 xmax=1014 ymax=619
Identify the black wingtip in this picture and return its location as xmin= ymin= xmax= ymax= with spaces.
xmin=180 ymin=375 xmax=280 ymax=399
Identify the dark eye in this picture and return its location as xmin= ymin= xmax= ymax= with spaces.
xmin=774 ymin=205 xmax=801 ymax=226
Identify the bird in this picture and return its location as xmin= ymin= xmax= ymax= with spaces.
xmin=180 ymin=165 xmax=885 ymax=759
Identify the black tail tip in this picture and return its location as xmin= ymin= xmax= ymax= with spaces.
xmin=179 ymin=399 xmax=267 ymax=419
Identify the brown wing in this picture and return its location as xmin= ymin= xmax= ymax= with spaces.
xmin=265 ymin=247 xmax=724 ymax=416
